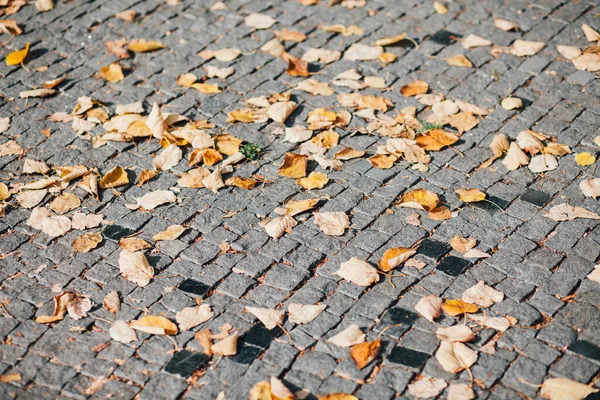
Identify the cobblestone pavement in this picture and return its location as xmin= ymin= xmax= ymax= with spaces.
xmin=1 ymin=0 xmax=600 ymax=399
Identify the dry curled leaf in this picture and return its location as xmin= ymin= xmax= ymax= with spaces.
xmin=449 ymin=235 xmax=476 ymax=253
xmin=130 ymin=315 xmax=178 ymax=335
xmin=281 ymin=52 xmax=309 ymax=77
xmin=100 ymin=166 xmax=129 ymax=189
xmin=120 ymin=237 xmax=152 ymax=252
xmin=580 ymin=179 xmax=600 ymax=198
xmin=462 ymin=281 xmax=504 ymax=308
xmin=103 ymin=291 xmax=121 ymax=313
xmin=128 ymin=39 xmax=166 ymax=52
xmin=399 ymin=189 xmax=440 ymax=212
xmin=72 ymin=232 xmax=103 ymax=253
xmin=442 ymin=299 xmax=479 ymax=317
xmin=244 ymin=13 xmax=276 ymax=29
xmin=416 ymin=129 xmax=458 ymax=151
xmin=401 ymin=80 xmax=428 ymax=97
xmin=110 ymin=320 xmax=138 ymax=343
xmin=343 ymin=43 xmax=383 ymax=61
xmin=288 ymin=303 xmax=326 ymax=324
xmin=446 ymin=54 xmax=472 ymax=67
xmin=415 ymin=294 xmax=443 ymax=322
xmin=279 ymin=153 xmax=308 ymax=178
xmin=378 ymin=247 xmax=416 ymax=272
xmin=436 ymin=341 xmax=478 ymax=373
xmin=455 ymin=188 xmax=486 ymax=203
xmin=461 ymin=34 xmax=491 ymax=49
xmin=503 ymin=142 xmax=529 ymax=170
xmin=153 ymin=225 xmax=186 ymax=241
xmin=41 ymin=215 xmax=72 ymax=237
xmin=36 ymin=291 xmax=74 ymax=324
xmin=545 ymin=203 xmax=600 ymax=221
xmin=494 ymin=18 xmax=518 ymax=31
xmin=154 ymin=144 xmax=182 ymax=171
xmin=528 ymin=154 xmax=558 ymax=173
xmin=134 ymin=190 xmax=176 ymax=210
xmin=436 ymin=325 xmax=475 ymax=343
xmin=368 ymin=154 xmax=397 ymax=169
xmin=245 ymin=307 xmax=284 ymax=330
xmin=327 ymin=324 xmax=365 ymax=348
xmin=118 ymin=250 xmax=154 ymax=287
xmin=350 ymin=340 xmax=381 ymax=369
xmin=264 ymin=215 xmax=297 ymax=239
xmin=313 ymin=212 xmax=350 ymax=236
xmin=0 ymin=374 xmax=21 ymax=383
xmin=334 ymin=257 xmax=379 ymax=287
xmin=176 ymin=304 xmax=214 ymax=331
xmin=297 ymin=172 xmax=329 ymax=190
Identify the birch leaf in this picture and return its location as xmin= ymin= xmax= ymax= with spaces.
xmin=245 ymin=307 xmax=284 ymax=330
xmin=327 ymin=324 xmax=365 ymax=347
xmin=176 ymin=304 xmax=214 ymax=331
xmin=436 ymin=325 xmax=475 ymax=343
xmin=415 ymin=295 xmax=443 ymax=322
xmin=118 ymin=250 xmax=154 ymax=287
xmin=41 ymin=215 xmax=72 ymax=237
xmin=288 ymin=303 xmax=327 ymax=324
xmin=540 ymin=378 xmax=599 ymax=400
xmin=581 ymin=179 xmax=600 ymax=198
xmin=110 ymin=320 xmax=138 ymax=344
xmin=407 ymin=377 xmax=447 ymax=398
xmin=154 ymin=144 xmax=182 ymax=171
xmin=153 ymin=225 xmax=186 ymax=241
xmin=435 ymin=341 xmax=478 ymax=373
xmin=334 ymin=257 xmax=379 ymax=286
xmin=462 ymin=281 xmax=504 ymax=308
xmin=264 ymin=215 xmax=297 ymax=239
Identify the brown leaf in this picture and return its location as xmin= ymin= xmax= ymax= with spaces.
xmin=105 ymin=39 xmax=130 ymax=59
xmin=401 ymin=80 xmax=429 ymax=97
xmin=99 ymin=166 xmax=129 ymax=189
xmin=416 ymin=129 xmax=459 ymax=151
xmin=0 ymin=20 xmax=22 ymax=36
xmin=350 ymin=340 xmax=381 ymax=369
xmin=399 ymin=189 xmax=440 ymax=212
xmin=0 ymin=373 xmax=21 ymax=383
xmin=281 ymin=52 xmax=309 ymax=77
xmin=119 ymin=237 xmax=152 ymax=252
xmin=130 ymin=315 xmax=178 ymax=335
xmin=279 ymin=153 xmax=308 ymax=178
xmin=441 ymin=299 xmax=479 ymax=317
xmin=72 ymin=232 xmax=103 ymax=253
xmin=378 ymin=247 xmax=416 ymax=272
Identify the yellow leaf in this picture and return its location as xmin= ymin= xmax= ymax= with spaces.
xmin=130 ymin=315 xmax=178 ymax=335
xmin=297 ymin=171 xmax=329 ymax=190
xmin=72 ymin=232 xmax=103 ymax=253
xmin=201 ymin=148 xmax=223 ymax=166
xmin=137 ymin=169 xmax=158 ymax=186
xmin=176 ymin=73 xmax=197 ymax=87
xmin=313 ymin=129 xmax=339 ymax=149
xmin=99 ymin=166 xmax=129 ymax=189
xmin=119 ymin=237 xmax=152 ymax=252
xmin=441 ymin=299 xmax=479 ymax=317
xmin=281 ymin=51 xmax=309 ymax=77
xmin=99 ymin=62 xmax=124 ymax=83
xmin=400 ymin=80 xmax=428 ymax=97
xmin=279 ymin=153 xmax=308 ymax=178
xmin=0 ymin=373 xmax=21 ymax=383
xmin=575 ymin=152 xmax=596 ymax=166
xmin=319 ymin=395 xmax=359 ymax=400
xmin=368 ymin=154 xmax=397 ymax=169
xmin=214 ymin=134 xmax=242 ymax=156
xmin=350 ymin=340 xmax=381 ymax=369
xmin=128 ymin=39 xmax=166 ymax=52
xmin=227 ymin=109 xmax=256 ymax=123
xmin=416 ymin=129 xmax=459 ymax=151
xmin=455 ymin=188 xmax=486 ymax=203
xmin=225 ymin=176 xmax=258 ymax=190
xmin=373 ymin=33 xmax=406 ymax=46
xmin=335 ymin=147 xmax=365 ymax=160
xmin=446 ymin=54 xmax=472 ymax=67
xmin=378 ymin=52 xmax=397 ymax=64
xmin=428 ymin=205 xmax=451 ymax=220
xmin=378 ymin=247 xmax=416 ymax=271
xmin=191 ymin=83 xmax=221 ymax=94
xmin=6 ymin=42 xmax=29 ymax=66
xmin=400 ymin=189 xmax=440 ymax=212
xmin=0 ymin=182 xmax=10 ymax=201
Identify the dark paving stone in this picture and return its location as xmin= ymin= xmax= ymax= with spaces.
xmin=520 ymin=190 xmax=552 ymax=207
xmin=472 ymin=195 xmax=511 ymax=213
xmin=102 ymin=225 xmax=136 ymax=241
xmin=418 ymin=239 xmax=451 ymax=261
xmin=178 ymin=279 xmax=210 ymax=297
xmin=430 ymin=30 xmax=462 ymax=45
xmin=231 ymin=343 xmax=264 ymax=365
xmin=567 ymin=340 xmax=600 ymax=363
xmin=164 ymin=350 xmax=210 ymax=378
xmin=387 ymin=346 xmax=430 ymax=369
xmin=242 ymin=324 xmax=283 ymax=349
xmin=436 ymin=256 xmax=472 ymax=277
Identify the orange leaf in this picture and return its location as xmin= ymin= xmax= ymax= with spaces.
xmin=350 ymin=340 xmax=381 ymax=369
xmin=441 ymin=299 xmax=479 ymax=317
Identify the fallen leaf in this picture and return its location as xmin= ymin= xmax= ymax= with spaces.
xmin=446 ymin=111 xmax=479 ymax=134
xmin=373 ymin=33 xmax=407 ymax=46
xmin=455 ymin=188 xmax=486 ymax=203
xmin=146 ymin=102 xmax=166 ymax=139
xmin=177 ymin=73 xmax=197 ymax=87
xmin=503 ymin=142 xmax=530 ymax=170
xmin=245 ymin=307 xmax=284 ymax=330
xmin=118 ymin=250 xmax=154 ymax=287
xmin=202 ymin=168 xmax=225 ymax=193
xmin=462 ymin=281 xmax=504 ymax=308
xmin=281 ymin=52 xmax=309 ymax=77
xmin=468 ymin=314 xmax=517 ymax=331
xmin=225 ymin=176 xmax=257 ymax=190
xmin=279 ymin=153 xmax=308 ymax=178
xmin=557 ymin=45 xmax=582 ymax=60
xmin=268 ymin=100 xmax=298 ymax=123
xmin=212 ymin=331 xmax=238 ymax=356
xmin=72 ymin=232 xmax=103 ymax=253
xmin=99 ymin=62 xmax=125 ymax=83
xmin=540 ymin=378 xmax=599 ymax=400
xmin=517 ymin=130 xmax=544 ymax=154
xmin=545 ymin=203 xmax=600 ymax=221
xmin=449 ymin=236 xmax=476 ymax=253
xmin=153 ymin=225 xmax=186 ymax=241
xmin=436 ymin=325 xmax=475 ymax=343
xmin=192 ymin=83 xmax=221 ymax=94
xmin=103 ymin=291 xmax=121 ymax=313
xmin=134 ymin=190 xmax=176 ymax=210
xmin=67 ymin=294 xmax=93 ymax=320
xmin=580 ymin=179 xmax=600 ymax=198
xmin=343 ymin=43 xmax=383 ymax=60
xmin=313 ymin=212 xmax=350 ymax=236
xmin=275 ymin=28 xmax=306 ymax=42
xmin=261 ymin=38 xmax=285 ymax=57
xmin=128 ymin=39 xmax=166 ymax=52
xmin=399 ymin=189 xmax=439 ymax=212
xmin=297 ymin=172 xmax=329 ymax=190
xmin=23 ymin=158 xmax=50 ymax=174
xmin=511 ymin=40 xmax=545 ymax=56
xmin=176 ymin=304 xmax=214 ymax=331
xmin=461 ymin=34 xmax=491 ymax=49
xmin=6 ymin=42 xmax=29 ymax=66
xmin=335 ymin=147 xmax=365 ymax=160
xmin=415 ymin=295 xmax=443 ymax=322
xmin=528 ymin=154 xmax=558 ymax=173
xmin=442 ymin=299 xmax=479 ymax=317
xmin=41 ymin=215 xmax=72 ymax=237
xmin=205 ymin=65 xmax=234 ymax=79
xmin=575 ymin=152 xmax=596 ymax=166
xmin=433 ymin=1 xmax=448 ymax=14
xmin=109 ymin=320 xmax=138 ymax=343
xmin=0 ymin=374 xmax=21 ymax=383
xmin=71 ymin=212 xmax=103 ymax=230
xmin=350 ymin=340 xmax=381 ymax=369
xmin=264 ymin=215 xmax=297 ymax=239
xmin=120 ymin=237 xmax=152 ymax=252
xmin=494 ymin=18 xmax=519 ymax=31
xmin=448 ymin=383 xmax=475 ymax=400
xmin=401 ymin=80 xmax=429 ymax=97
xmin=100 ymin=166 xmax=129 ymax=189
xmin=436 ymin=340 xmax=478 ymax=373
xmin=572 ymin=52 xmax=600 ymax=72
xmin=407 ymin=377 xmax=447 ymax=398
xmin=35 ymin=0 xmax=53 ymax=11
xmin=378 ymin=247 xmax=416 ymax=272
xmin=130 ymin=315 xmax=178 ymax=335
xmin=501 ymin=97 xmax=523 ymax=110
xmin=322 ymin=24 xmax=364 ymax=37
xmin=368 ymin=154 xmax=397 ymax=169
xmin=587 ymin=265 xmax=600 ymax=283
xmin=327 ymin=324 xmax=365 ymax=347
xmin=446 ymin=54 xmax=472 ymax=67
xmin=297 ymin=79 xmax=334 ymax=96
xmin=105 ymin=39 xmax=130 ymax=59
xmin=302 ymin=48 xmax=341 ymax=63
xmin=20 ymin=88 xmax=56 ymax=98
xmin=245 ymin=13 xmax=276 ymax=29
xmin=0 ymin=20 xmax=21 ymax=36
xmin=36 ymin=291 xmax=74 ymax=324
xmin=288 ymin=303 xmax=327 ymax=324
xmin=334 ymin=257 xmax=379 ymax=286
xmin=416 ymin=129 xmax=458 ymax=151
xmin=18 ymin=190 xmax=48 ymax=209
